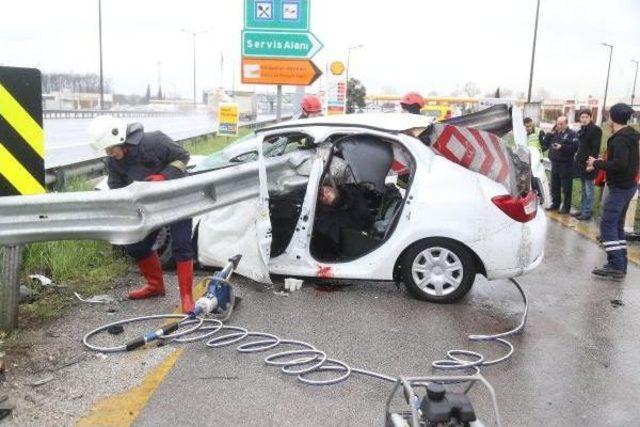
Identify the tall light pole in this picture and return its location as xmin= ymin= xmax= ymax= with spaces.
xmin=601 ymin=42 xmax=614 ymax=124
xmin=345 ymin=44 xmax=363 ymax=113
xmin=98 ymin=0 xmax=104 ymax=110
xmin=527 ymin=0 xmax=541 ymax=103
xmin=181 ymin=29 xmax=208 ymax=108
xmin=630 ymin=59 xmax=639 ymax=106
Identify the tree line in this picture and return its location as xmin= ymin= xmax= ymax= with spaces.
xmin=41 ymin=72 xmax=112 ymax=94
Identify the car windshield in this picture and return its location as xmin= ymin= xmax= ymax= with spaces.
xmin=192 ymin=132 xmax=308 ymax=173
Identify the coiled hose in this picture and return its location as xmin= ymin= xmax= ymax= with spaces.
xmin=83 ymin=278 xmax=527 ymax=389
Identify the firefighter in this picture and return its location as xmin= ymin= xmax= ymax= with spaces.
xmin=299 ymin=95 xmax=323 ymax=119
xmin=587 ymin=103 xmax=640 ymax=279
xmin=400 ymin=92 xmax=425 ymax=115
xmin=88 ymin=116 xmax=195 ymax=312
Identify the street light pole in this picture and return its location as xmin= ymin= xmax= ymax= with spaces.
xmin=630 ymin=59 xmax=639 ymax=107
xmin=345 ymin=44 xmax=363 ymax=113
xmin=182 ymin=29 xmax=208 ymax=108
xmin=527 ymin=0 xmax=541 ymax=103
xmin=98 ymin=0 xmax=104 ymax=110
xmin=601 ymin=42 xmax=614 ymax=124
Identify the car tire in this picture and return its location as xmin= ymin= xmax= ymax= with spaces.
xmin=153 ymin=226 xmax=175 ymax=269
xmin=400 ymin=238 xmax=476 ymax=303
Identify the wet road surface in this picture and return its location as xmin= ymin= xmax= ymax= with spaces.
xmin=133 ymin=219 xmax=639 ymax=426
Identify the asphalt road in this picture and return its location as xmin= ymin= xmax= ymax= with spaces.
xmin=43 ymin=113 xmax=282 ymax=168
xmin=131 ymin=219 xmax=640 ymax=427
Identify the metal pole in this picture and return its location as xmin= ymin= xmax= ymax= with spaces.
xmin=0 ymin=246 xmax=23 ymax=332
xmin=276 ymin=85 xmax=283 ymax=122
xmin=631 ymin=59 xmax=639 ymax=106
xmin=192 ymin=33 xmax=197 ymax=107
xmin=345 ymin=44 xmax=363 ymax=114
xmin=601 ymin=43 xmax=614 ymax=124
xmin=527 ymin=0 xmax=540 ymax=102
xmin=98 ymin=0 xmax=104 ymax=110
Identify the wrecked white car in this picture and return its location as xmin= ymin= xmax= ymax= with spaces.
xmin=185 ymin=106 xmax=547 ymax=303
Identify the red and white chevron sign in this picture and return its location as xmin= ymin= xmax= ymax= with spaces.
xmin=431 ymin=124 xmax=511 ymax=187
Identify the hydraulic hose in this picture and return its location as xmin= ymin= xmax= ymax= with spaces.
xmin=82 ymin=278 xmax=528 ymax=390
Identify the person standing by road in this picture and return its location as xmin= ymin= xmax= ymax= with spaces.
xmin=542 ymin=116 xmax=580 ymax=214
xmin=587 ymin=103 xmax=640 ymax=279
xmin=524 ymin=117 xmax=545 ymax=156
xmin=572 ymin=109 xmax=602 ymax=220
xmin=88 ymin=116 xmax=195 ymax=313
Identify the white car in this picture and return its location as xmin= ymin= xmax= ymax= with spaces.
xmin=193 ymin=106 xmax=546 ymax=303
xmin=98 ymin=106 xmax=547 ymax=303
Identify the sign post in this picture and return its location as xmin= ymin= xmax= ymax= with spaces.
xmin=326 ymin=61 xmax=347 ymax=116
xmin=0 ymin=66 xmax=44 ymax=332
xmin=242 ymin=0 xmax=322 ymax=122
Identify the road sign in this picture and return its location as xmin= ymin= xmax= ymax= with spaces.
xmin=0 ymin=66 xmax=44 ymax=196
xmin=242 ymin=30 xmax=323 ymax=59
xmin=218 ymin=103 xmax=239 ymax=136
xmin=245 ymin=0 xmax=310 ymax=32
xmin=242 ymin=58 xmax=322 ymax=86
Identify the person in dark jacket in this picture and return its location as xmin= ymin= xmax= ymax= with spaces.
xmin=312 ymin=184 xmax=374 ymax=260
xmin=572 ymin=109 xmax=602 ymax=220
xmin=542 ymin=116 xmax=580 ymax=213
xmin=88 ymin=116 xmax=195 ymax=312
xmin=587 ymin=103 xmax=640 ymax=279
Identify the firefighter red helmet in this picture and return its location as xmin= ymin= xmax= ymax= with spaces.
xmin=400 ymin=92 xmax=425 ymax=108
xmin=302 ymin=95 xmax=322 ymax=114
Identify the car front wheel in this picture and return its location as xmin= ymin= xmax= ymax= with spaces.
xmin=401 ymin=238 xmax=476 ymax=303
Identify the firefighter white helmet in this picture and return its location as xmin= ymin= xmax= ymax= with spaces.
xmin=88 ymin=116 xmax=128 ymax=153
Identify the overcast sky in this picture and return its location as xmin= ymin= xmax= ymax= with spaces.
xmin=2 ymin=0 xmax=640 ymax=102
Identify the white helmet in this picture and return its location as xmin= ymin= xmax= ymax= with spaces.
xmin=88 ymin=116 xmax=128 ymax=153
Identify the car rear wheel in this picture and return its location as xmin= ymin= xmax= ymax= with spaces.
xmin=153 ymin=226 xmax=174 ymax=269
xmin=401 ymin=238 xmax=476 ymax=303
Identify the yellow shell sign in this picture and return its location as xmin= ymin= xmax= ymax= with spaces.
xmin=330 ymin=61 xmax=345 ymax=76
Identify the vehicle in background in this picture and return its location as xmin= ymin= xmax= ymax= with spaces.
xmin=205 ymin=89 xmax=258 ymax=122
xmin=420 ymin=105 xmax=452 ymax=121
xmin=233 ymin=91 xmax=258 ymax=121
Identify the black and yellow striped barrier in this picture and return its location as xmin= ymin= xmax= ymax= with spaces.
xmin=0 ymin=66 xmax=45 ymax=196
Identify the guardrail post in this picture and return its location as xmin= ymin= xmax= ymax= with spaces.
xmin=0 ymin=246 xmax=23 ymax=332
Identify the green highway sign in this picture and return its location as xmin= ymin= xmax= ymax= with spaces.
xmin=245 ymin=0 xmax=310 ymax=32
xmin=242 ymin=30 xmax=323 ymax=59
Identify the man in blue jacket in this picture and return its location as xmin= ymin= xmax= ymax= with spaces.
xmin=542 ymin=116 xmax=579 ymax=214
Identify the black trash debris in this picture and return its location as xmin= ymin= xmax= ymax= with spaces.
xmin=107 ymin=325 xmax=124 ymax=335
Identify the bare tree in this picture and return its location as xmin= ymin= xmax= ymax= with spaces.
xmin=463 ymin=81 xmax=481 ymax=97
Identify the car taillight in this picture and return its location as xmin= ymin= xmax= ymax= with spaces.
xmin=491 ymin=190 xmax=538 ymax=223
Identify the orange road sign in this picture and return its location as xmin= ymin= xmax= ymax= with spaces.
xmin=241 ymin=57 xmax=322 ymax=86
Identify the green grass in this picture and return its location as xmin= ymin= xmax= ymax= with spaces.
xmin=183 ymin=128 xmax=253 ymax=156
xmin=17 ymin=177 xmax=128 ymax=323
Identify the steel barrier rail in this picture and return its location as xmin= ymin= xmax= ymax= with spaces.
xmin=0 ymin=156 xmax=296 ymax=246
xmin=44 ymin=115 xmax=293 ymax=189
xmin=43 ymin=110 xmax=193 ymax=119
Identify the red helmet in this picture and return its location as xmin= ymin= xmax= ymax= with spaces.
xmin=302 ymin=95 xmax=322 ymax=114
xmin=400 ymin=92 xmax=425 ymax=108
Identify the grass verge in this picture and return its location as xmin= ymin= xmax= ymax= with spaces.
xmin=17 ymin=177 xmax=128 ymax=324
xmin=183 ymin=128 xmax=253 ymax=156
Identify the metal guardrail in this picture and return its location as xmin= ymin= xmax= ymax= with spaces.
xmin=44 ymin=115 xmax=293 ymax=189
xmin=44 ymin=109 xmax=193 ymax=119
xmin=0 ymin=155 xmax=296 ymax=246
